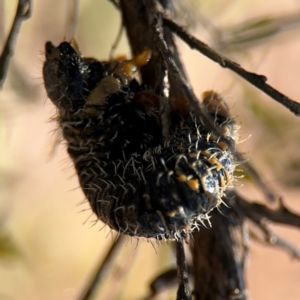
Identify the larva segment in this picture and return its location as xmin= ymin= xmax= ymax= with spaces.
xmin=43 ymin=40 xmax=237 ymax=240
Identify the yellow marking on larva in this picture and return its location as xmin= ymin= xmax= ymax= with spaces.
xmin=86 ymin=76 xmax=121 ymax=107
xmin=114 ymin=49 xmax=152 ymax=84
xmin=201 ymin=150 xmax=211 ymax=157
xmin=220 ymin=175 xmax=226 ymax=188
xmin=202 ymin=90 xmax=230 ymax=118
xmin=208 ymin=134 xmax=217 ymax=142
xmin=167 ymin=211 xmax=176 ymax=218
xmin=207 ymin=157 xmax=223 ymax=171
xmin=176 ymin=170 xmax=187 ymax=182
xmin=224 ymin=169 xmax=232 ymax=185
xmin=207 ymin=165 xmax=217 ymax=172
xmin=84 ymin=50 xmax=151 ymax=105
xmin=217 ymin=141 xmax=228 ymax=150
xmin=129 ymin=49 xmax=152 ymax=69
xmin=187 ymin=179 xmax=199 ymax=192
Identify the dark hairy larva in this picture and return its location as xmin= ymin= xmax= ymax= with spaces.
xmin=43 ymin=40 xmax=237 ymax=240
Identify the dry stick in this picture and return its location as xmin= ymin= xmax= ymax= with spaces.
xmin=235 ymin=195 xmax=300 ymax=257
xmin=0 ymin=0 xmax=31 ymax=89
xmin=78 ymin=235 xmax=126 ymax=300
xmin=64 ymin=0 xmax=80 ymax=40
xmin=192 ymin=208 xmax=248 ymax=300
xmin=234 ymin=194 xmax=300 ymax=258
xmin=249 ymin=227 xmax=300 ymax=259
xmin=163 ymin=17 xmax=300 ymax=117
xmin=106 ymin=242 xmax=139 ymax=300
xmin=235 ymin=195 xmax=300 ymax=228
xmin=143 ymin=267 xmax=193 ymax=300
xmin=175 ymin=241 xmax=192 ymax=300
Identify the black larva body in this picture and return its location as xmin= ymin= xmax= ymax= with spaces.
xmin=43 ymin=41 xmax=236 ymax=240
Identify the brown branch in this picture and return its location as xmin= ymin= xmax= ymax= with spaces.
xmin=249 ymin=228 xmax=300 ymax=260
xmin=78 ymin=235 xmax=126 ymax=300
xmin=64 ymin=0 xmax=80 ymax=40
xmin=235 ymin=195 xmax=300 ymax=258
xmin=163 ymin=17 xmax=300 ymax=116
xmin=192 ymin=208 xmax=248 ymax=300
xmin=235 ymin=195 xmax=300 ymax=228
xmin=143 ymin=267 xmax=194 ymax=300
xmin=0 ymin=0 xmax=31 ymax=89
xmin=175 ymin=241 xmax=192 ymax=300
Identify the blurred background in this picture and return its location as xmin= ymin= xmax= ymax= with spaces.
xmin=1 ymin=0 xmax=300 ymax=299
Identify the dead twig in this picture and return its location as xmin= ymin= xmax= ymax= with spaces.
xmin=163 ymin=17 xmax=300 ymax=116
xmin=235 ymin=195 xmax=300 ymax=259
xmin=0 ymin=0 xmax=31 ymax=89
xmin=249 ymin=227 xmax=300 ymax=259
xmin=175 ymin=241 xmax=192 ymax=300
xmin=78 ymin=235 xmax=126 ymax=300
xmin=235 ymin=196 xmax=300 ymax=228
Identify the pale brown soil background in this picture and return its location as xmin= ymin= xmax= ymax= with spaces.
xmin=1 ymin=1 xmax=300 ymax=299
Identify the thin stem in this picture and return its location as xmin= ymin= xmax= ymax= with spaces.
xmin=78 ymin=234 xmax=126 ymax=300
xmin=64 ymin=0 xmax=80 ymax=40
xmin=0 ymin=0 xmax=31 ymax=89
xmin=163 ymin=17 xmax=300 ymax=116
xmin=175 ymin=241 xmax=192 ymax=300
xmin=249 ymin=227 xmax=300 ymax=259
xmin=236 ymin=195 xmax=300 ymax=228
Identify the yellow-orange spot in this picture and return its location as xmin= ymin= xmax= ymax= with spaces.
xmin=208 ymin=134 xmax=217 ymax=141
xmin=202 ymin=90 xmax=230 ymax=118
xmin=86 ymin=76 xmax=121 ymax=106
xmin=217 ymin=141 xmax=228 ymax=150
xmin=207 ymin=157 xmax=223 ymax=171
xmin=69 ymin=38 xmax=81 ymax=56
xmin=167 ymin=211 xmax=176 ymax=217
xmin=220 ymin=175 xmax=226 ymax=188
xmin=224 ymin=170 xmax=232 ymax=185
xmin=114 ymin=55 xmax=127 ymax=61
xmin=130 ymin=49 xmax=152 ymax=68
xmin=113 ymin=50 xmax=152 ymax=84
xmin=188 ymin=179 xmax=199 ymax=192
xmin=176 ymin=171 xmax=187 ymax=182
xmin=201 ymin=150 xmax=211 ymax=157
